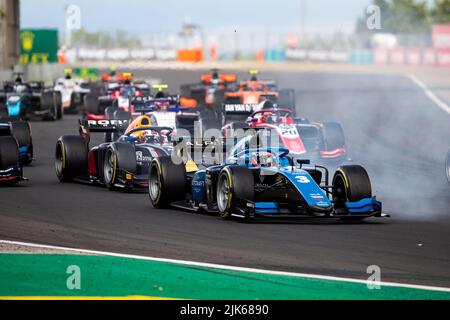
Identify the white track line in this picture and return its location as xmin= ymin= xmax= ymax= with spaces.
xmin=1 ymin=239 xmax=450 ymax=293
xmin=407 ymin=73 xmax=450 ymax=115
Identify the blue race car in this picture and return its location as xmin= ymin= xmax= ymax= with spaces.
xmin=0 ymin=74 xmax=60 ymax=121
xmin=148 ymin=141 xmax=385 ymax=221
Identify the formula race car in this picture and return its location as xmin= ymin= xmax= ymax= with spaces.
xmin=128 ymin=94 xmax=201 ymax=136
xmin=222 ymin=105 xmax=346 ymax=162
xmin=180 ymin=70 xmax=238 ymax=127
xmin=55 ymin=115 xmax=173 ymax=190
xmin=83 ymin=74 xmax=151 ymax=121
xmin=53 ymin=69 xmax=91 ymax=114
xmin=0 ymin=73 xmax=61 ymax=121
xmin=181 ymin=69 xmax=237 ymax=107
xmin=224 ymin=70 xmax=296 ymax=112
xmin=0 ymin=120 xmax=33 ymax=184
xmin=148 ymin=138 xmax=384 ymax=221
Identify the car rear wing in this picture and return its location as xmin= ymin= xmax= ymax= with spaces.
xmin=222 ymin=103 xmax=256 ymax=115
xmin=132 ymin=96 xmax=179 ymax=113
xmin=79 ymin=119 xmax=129 ymax=134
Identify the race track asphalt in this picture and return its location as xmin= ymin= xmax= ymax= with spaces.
xmin=1 ymin=69 xmax=449 ymax=287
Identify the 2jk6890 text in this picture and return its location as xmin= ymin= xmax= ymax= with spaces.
xmin=179 ymin=304 xmax=270 ymax=318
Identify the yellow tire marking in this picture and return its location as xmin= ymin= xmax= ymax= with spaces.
xmin=336 ymin=168 xmax=349 ymax=201
xmin=221 ymin=168 xmax=233 ymax=218
xmin=153 ymin=160 xmax=162 ymax=204
xmin=110 ymin=150 xmax=117 ymax=184
xmin=60 ymin=141 xmax=66 ymax=170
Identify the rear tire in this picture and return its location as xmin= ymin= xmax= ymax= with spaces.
xmin=0 ymin=136 xmax=19 ymax=168
xmin=217 ymin=166 xmax=254 ymax=219
xmin=0 ymin=136 xmax=20 ymax=185
xmin=148 ymin=156 xmax=186 ymax=208
xmin=103 ymin=143 xmax=136 ymax=190
xmin=54 ymin=91 xmax=63 ymax=119
xmin=10 ymin=121 xmax=33 ymax=165
xmin=41 ymin=91 xmax=57 ymax=121
xmin=84 ymin=93 xmax=100 ymax=114
xmin=55 ymin=135 xmax=88 ymax=182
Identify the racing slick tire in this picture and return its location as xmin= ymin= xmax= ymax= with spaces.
xmin=10 ymin=121 xmax=33 ymax=165
xmin=217 ymin=166 xmax=254 ymax=220
xmin=41 ymin=91 xmax=57 ymax=121
xmin=0 ymin=136 xmax=20 ymax=185
xmin=148 ymin=156 xmax=186 ymax=208
xmin=323 ymin=122 xmax=345 ymax=151
xmin=55 ymin=135 xmax=88 ymax=182
xmin=53 ymin=91 xmax=63 ymax=119
xmin=0 ymin=136 xmax=19 ymax=167
xmin=103 ymin=142 xmax=137 ymax=190
xmin=332 ymin=165 xmax=372 ymax=221
xmin=446 ymin=148 xmax=450 ymax=184
xmin=84 ymin=93 xmax=100 ymax=115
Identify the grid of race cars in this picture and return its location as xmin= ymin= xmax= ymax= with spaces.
xmin=1 ymin=68 xmax=448 ymax=221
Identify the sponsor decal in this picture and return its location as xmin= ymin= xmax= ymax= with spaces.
xmin=224 ymin=104 xmax=254 ymax=113
xmin=295 ymin=175 xmax=310 ymax=184
xmin=135 ymin=151 xmax=153 ymax=162
xmin=310 ymin=193 xmax=324 ymax=200
xmin=87 ymin=119 xmax=128 ymax=127
xmin=192 ymin=180 xmax=205 ymax=187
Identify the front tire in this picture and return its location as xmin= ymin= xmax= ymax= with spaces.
xmin=333 ymin=165 xmax=372 ymax=221
xmin=103 ymin=143 xmax=137 ymax=190
xmin=216 ymin=166 xmax=254 ymax=219
xmin=148 ymin=156 xmax=186 ymax=208
xmin=332 ymin=165 xmax=372 ymax=202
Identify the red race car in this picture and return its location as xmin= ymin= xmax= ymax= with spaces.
xmin=83 ymin=73 xmax=151 ymax=121
xmin=222 ymin=105 xmax=346 ymax=162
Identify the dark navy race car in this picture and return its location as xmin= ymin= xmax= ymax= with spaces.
xmin=55 ymin=116 xmax=173 ymax=190
xmin=148 ymin=137 xmax=385 ymax=221
xmin=0 ymin=120 xmax=33 ymax=184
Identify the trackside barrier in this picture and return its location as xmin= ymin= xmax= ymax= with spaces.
xmin=373 ymin=47 xmax=450 ymax=67
xmin=264 ymin=49 xmax=286 ymax=62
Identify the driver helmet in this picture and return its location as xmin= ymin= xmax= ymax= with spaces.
xmin=14 ymin=75 xmax=23 ymax=84
xmin=130 ymin=129 xmax=160 ymax=143
xmin=251 ymin=151 xmax=275 ymax=167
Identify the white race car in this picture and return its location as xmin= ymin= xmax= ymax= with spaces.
xmin=53 ymin=70 xmax=91 ymax=114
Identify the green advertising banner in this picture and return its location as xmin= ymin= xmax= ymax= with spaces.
xmin=19 ymin=29 xmax=58 ymax=64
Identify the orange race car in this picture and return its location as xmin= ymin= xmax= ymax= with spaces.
xmin=224 ymin=70 xmax=296 ymax=115
xmin=180 ymin=69 xmax=237 ymax=107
